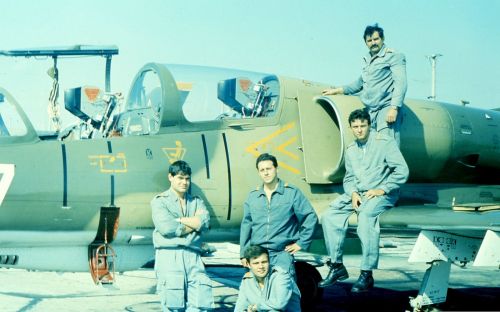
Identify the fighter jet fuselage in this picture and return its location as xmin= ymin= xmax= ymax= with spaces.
xmin=0 ymin=62 xmax=498 ymax=285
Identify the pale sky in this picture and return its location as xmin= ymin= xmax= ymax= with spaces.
xmin=1 ymin=0 xmax=499 ymax=129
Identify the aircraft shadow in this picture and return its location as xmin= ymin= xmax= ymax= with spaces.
xmin=204 ymin=282 xmax=500 ymax=312
xmin=312 ymin=283 xmax=500 ymax=312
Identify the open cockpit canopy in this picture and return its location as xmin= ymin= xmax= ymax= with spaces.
xmin=0 ymin=88 xmax=38 ymax=143
xmin=61 ymin=64 xmax=281 ymax=139
xmin=122 ymin=64 xmax=281 ymax=132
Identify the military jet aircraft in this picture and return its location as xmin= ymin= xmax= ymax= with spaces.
xmin=0 ymin=46 xmax=499 ymax=310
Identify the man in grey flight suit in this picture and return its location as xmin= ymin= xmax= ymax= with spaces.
xmin=151 ymin=160 xmax=213 ymax=311
xmin=240 ymin=153 xmax=318 ymax=278
xmin=318 ymin=109 xmax=409 ymax=292
xmin=234 ymin=245 xmax=301 ymax=312
xmin=322 ymin=23 xmax=407 ymax=145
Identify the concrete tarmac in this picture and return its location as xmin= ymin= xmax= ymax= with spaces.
xmin=0 ymin=241 xmax=498 ymax=311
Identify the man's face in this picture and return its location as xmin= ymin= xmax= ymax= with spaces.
xmin=257 ymin=160 xmax=278 ymax=185
xmin=168 ymin=173 xmax=190 ymax=196
xmin=248 ymin=253 xmax=270 ymax=279
xmin=350 ymin=119 xmax=370 ymax=142
xmin=365 ymin=31 xmax=384 ymax=55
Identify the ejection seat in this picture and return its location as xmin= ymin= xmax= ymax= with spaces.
xmin=115 ymin=87 xmax=162 ymax=136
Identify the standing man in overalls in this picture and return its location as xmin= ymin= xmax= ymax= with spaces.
xmin=151 ymin=160 xmax=213 ymax=311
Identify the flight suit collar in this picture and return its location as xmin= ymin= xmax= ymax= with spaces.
xmin=247 ymin=266 xmax=273 ymax=285
xmin=257 ymin=179 xmax=285 ymax=197
xmin=355 ymin=130 xmax=375 ymax=149
xmin=364 ymin=44 xmax=388 ymax=63
xmin=275 ymin=179 xmax=286 ymax=195
xmin=156 ymin=189 xmax=170 ymax=198
xmin=166 ymin=187 xmax=188 ymax=202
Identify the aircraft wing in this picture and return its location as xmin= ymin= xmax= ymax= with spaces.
xmin=377 ymin=203 xmax=500 ymax=237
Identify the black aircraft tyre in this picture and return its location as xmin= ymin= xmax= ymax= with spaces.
xmin=295 ymin=261 xmax=324 ymax=310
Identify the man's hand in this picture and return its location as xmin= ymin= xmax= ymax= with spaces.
xmin=181 ymin=225 xmax=195 ymax=235
xmin=352 ymin=192 xmax=362 ymax=210
xmin=285 ymin=243 xmax=302 ymax=254
xmin=240 ymin=258 xmax=249 ymax=268
xmin=365 ymin=189 xmax=385 ymax=199
xmin=386 ymin=107 xmax=398 ymax=123
xmin=247 ymin=304 xmax=258 ymax=312
xmin=179 ymin=215 xmax=201 ymax=231
xmin=322 ymin=87 xmax=343 ymax=96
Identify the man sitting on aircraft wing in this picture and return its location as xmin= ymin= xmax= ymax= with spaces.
xmin=239 ymin=153 xmax=318 ymax=278
xmin=151 ymin=160 xmax=214 ymax=311
xmin=234 ymin=245 xmax=301 ymax=312
xmin=319 ymin=109 xmax=409 ymax=292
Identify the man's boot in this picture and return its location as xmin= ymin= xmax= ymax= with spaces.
xmin=351 ymin=270 xmax=374 ymax=293
xmin=318 ymin=261 xmax=349 ymax=288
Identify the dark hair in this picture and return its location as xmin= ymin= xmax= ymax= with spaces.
xmin=255 ymin=153 xmax=278 ymax=169
xmin=244 ymin=245 xmax=269 ymax=261
xmin=348 ymin=109 xmax=371 ymax=126
xmin=168 ymin=160 xmax=192 ymax=177
xmin=363 ymin=23 xmax=384 ymax=40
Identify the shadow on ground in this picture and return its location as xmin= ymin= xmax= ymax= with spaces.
xmin=124 ymin=285 xmax=500 ymax=312
xmin=312 ymin=283 xmax=500 ymax=312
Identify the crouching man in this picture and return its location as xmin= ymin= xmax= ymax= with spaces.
xmin=234 ymin=245 xmax=301 ymax=312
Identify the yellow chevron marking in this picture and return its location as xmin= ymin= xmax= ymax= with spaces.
xmin=245 ymin=122 xmax=301 ymax=174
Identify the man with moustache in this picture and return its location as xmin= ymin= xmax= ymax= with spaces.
xmin=322 ymin=24 xmax=407 ymax=145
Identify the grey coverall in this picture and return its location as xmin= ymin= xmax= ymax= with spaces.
xmin=322 ymin=132 xmax=409 ymax=270
xmin=234 ymin=266 xmax=301 ymax=312
xmin=343 ymin=45 xmax=407 ymax=144
xmin=240 ymin=180 xmax=318 ymax=277
xmin=151 ymin=188 xmax=213 ymax=312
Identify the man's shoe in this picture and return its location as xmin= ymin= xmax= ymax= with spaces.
xmin=318 ymin=262 xmax=349 ymax=288
xmin=351 ymin=270 xmax=374 ymax=293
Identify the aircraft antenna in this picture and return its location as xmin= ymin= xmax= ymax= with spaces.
xmin=426 ymin=54 xmax=443 ymax=100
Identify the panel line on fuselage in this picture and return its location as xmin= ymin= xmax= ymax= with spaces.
xmin=222 ymin=133 xmax=232 ymax=220
xmin=107 ymin=140 xmax=115 ymax=206
xmin=61 ymin=143 xmax=68 ymax=207
xmin=201 ymin=134 xmax=210 ymax=179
